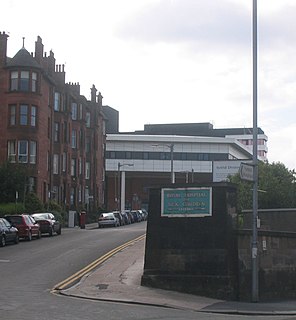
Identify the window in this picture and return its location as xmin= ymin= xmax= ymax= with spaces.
xmin=71 ymin=159 xmax=76 ymax=176
xmin=10 ymin=71 xmax=18 ymax=90
xmin=79 ymin=104 xmax=83 ymax=120
xmin=85 ymin=162 xmax=90 ymax=179
xmin=54 ymin=92 xmax=60 ymax=111
xmin=70 ymin=187 xmax=75 ymax=205
xmin=54 ymin=122 xmax=60 ymax=142
xmin=8 ymin=140 xmax=16 ymax=162
xmin=18 ymin=140 xmax=28 ymax=163
xmin=20 ymin=104 xmax=28 ymax=125
xmin=79 ymin=157 xmax=82 ymax=175
xmin=10 ymin=70 xmax=38 ymax=92
xmin=32 ymin=72 xmax=37 ymax=92
xmin=86 ymin=112 xmax=91 ymax=128
xmin=20 ymin=71 xmax=29 ymax=91
xmin=31 ymin=106 xmax=37 ymax=126
xmin=9 ymin=105 xmax=16 ymax=125
xmin=71 ymin=130 xmax=77 ymax=148
xmin=71 ymin=102 xmax=77 ymax=120
xmin=62 ymin=152 xmax=67 ymax=172
xmin=53 ymin=154 xmax=59 ymax=174
xmin=9 ymin=140 xmax=37 ymax=164
xmin=29 ymin=141 xmax=37 ymax=164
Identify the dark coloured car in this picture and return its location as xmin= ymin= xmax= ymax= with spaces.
xmin=113 ymin=211 xmax=125 ymax=226
xmin=121 ymin=210 xmax=131 ymax=225
xmin=130 ymin=210 xmax=142 ymax=222
xmin=0 ymin=218 xmax=19 ymax=247
xmin=5 ymin=214 xmax=41 ymax=241
xmin=31 ymin=213 xmax=61 ymax=236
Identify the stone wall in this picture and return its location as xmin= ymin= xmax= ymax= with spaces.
xmin=238 ymin=208 xmax=296 ymax=301
xmin=142 ymin=186 xmax=296 ymax=301
xmin=238 ymin=229 xmax=296 ymax=301
xmin=141 ymin=183 xmax=239 ymax=300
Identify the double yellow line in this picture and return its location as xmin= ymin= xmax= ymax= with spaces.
xmin=52 ymin=234 xmax=146 ymax=292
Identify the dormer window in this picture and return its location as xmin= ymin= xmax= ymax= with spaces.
xmin=10 ymin=70 xmax=39 ymax=92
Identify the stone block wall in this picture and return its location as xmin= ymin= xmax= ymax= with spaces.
xmin=141 ymin=183 xmax=239 ymax=300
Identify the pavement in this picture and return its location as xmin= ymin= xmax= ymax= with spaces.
xmin=59 ymin=233 xmax=296 ymax=316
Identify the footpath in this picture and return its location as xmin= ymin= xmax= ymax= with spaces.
xmin=60 ymin=231 xmax=296 ymax=316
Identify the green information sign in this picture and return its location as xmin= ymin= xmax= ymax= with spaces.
xmin=161 ymin=187 xmax=212 ymax=217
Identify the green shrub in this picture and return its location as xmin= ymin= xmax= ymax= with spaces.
xmin=0 ymin=202 xmax=25 ymax=217
xmin=24 ymin=193 xmax=44 ymax=214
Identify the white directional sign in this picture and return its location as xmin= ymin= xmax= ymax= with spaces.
xmin=239 ymin=163 xmax=254 ymax=182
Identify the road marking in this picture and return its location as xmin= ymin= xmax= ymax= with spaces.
xmin=52 ymin=234 xmax=146 ymax=292
xmin=0 ymin=259 xmax=10 ymax=263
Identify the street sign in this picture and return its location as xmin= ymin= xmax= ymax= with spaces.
xmin=161 ymin=187 xmax=212 ymax=217
xmin=239 ymin=163 xmax=254 ymax=182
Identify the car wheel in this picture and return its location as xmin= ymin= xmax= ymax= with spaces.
xmin=14 ymin=234 xmax=19 ymax=244
xmin=57 ymin=227 xmax=61 ymax=235
xmin=0 ymin=235 xmax=6 ymax=247
xmin=49 ymin=227 xmax=53 ymax=237
xmin=37 ymin=230 xmax=41 ymax=239
xmin=27 ymin=231 xmax=32 ymax=241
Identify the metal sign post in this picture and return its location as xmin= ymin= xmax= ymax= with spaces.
xmin=252 ymin=0 xmax=259 ymax=302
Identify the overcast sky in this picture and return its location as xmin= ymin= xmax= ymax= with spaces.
xmin=2 ymin=0 xmax=296 ymax=170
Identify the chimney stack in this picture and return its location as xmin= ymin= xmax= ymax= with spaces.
xmin=0 ymin=31 xmax=9 ymax=67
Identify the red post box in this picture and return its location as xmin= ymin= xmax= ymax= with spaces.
xmin=80 ymin=210 xmax=86 ymax=229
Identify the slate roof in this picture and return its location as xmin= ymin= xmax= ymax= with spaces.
xmin=6 ymin=48 xmax=41 ymax=69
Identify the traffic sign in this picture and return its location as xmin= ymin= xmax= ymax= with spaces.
xmin=239 ymin=163 xmax=254 ymax=182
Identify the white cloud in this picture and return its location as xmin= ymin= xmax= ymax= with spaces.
xmin=2 ymin=0 xmax=296 ymax=170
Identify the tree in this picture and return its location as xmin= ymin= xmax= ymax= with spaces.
xmin=230 ymin=161 xmax=296 ymax=211
xmin=0 ymin=161 xmax=26 ymax=203
xmin=24 ymin=192 xmax=44 ymax=214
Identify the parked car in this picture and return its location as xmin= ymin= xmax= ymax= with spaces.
xmin=112 ymin=211 xmax=125 ymax=226
xmin=130 ymin=210 xmax=142 ymax=222
xmin=0 ymin=218 xmax=19 ymax=247
xmin=31 ymin=213 xmax=61 ymax=236
xmin=121 ymin=210 xmax=131 ymax=225
xmin=5 ymin=214 xmax=41 ymax=241
xmin=98 ymin=212 xmax=120 ymax=228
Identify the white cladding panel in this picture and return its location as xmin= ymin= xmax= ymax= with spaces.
xmin=106 ymin=134 xmax=252 ymax=173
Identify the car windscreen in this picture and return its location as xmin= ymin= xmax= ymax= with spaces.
xmin=100 ymin=213 xmax=113 ymax=218
xmin=32 ymin=214 xmax=48 ymax=220
xmin=6 ymin=216 xmax=22 ymax=224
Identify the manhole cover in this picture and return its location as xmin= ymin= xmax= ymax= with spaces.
xmin=96 ymin=283 xmax=109 ymax=290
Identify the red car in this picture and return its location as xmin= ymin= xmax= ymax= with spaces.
xmin=5 ymin=214 xmax=41 ymax=241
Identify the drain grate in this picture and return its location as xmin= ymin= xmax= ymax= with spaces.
xmin=96 ymin=283 xmax=109 ymax=290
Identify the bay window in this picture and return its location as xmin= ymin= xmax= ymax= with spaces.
xmin=18 ymin=140 xmax=28 ymax=163
xmin=29 ymin=141 xmax=37 ymax=164
xmin=8 ymin=140 xmax=16 ymax=163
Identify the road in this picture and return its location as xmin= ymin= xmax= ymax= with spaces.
xmin=1 ymin=222 xmax=295 ymax=320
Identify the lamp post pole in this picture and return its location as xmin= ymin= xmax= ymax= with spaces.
xmin=152 ymin=143 xmax=175 ymax=183
xmin=117 ymin=162 xmax=134 ymax=212
xmin=169 ymin=144 xmax=175 ymax=184
xmin=252 ymin=0 xmax=259 ymax=303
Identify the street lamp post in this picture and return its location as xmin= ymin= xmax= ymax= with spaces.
xmin=252 ymin=0 xmax=259 ymax=303
xmin=169 ymin=144 xmax=174 ymax=184
xmin=117 ymin=162 xmax=134 ymax=212
xmin=153 ymin=143 xmax=175 ymax=184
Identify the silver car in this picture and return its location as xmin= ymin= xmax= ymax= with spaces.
xmin=98 ymin=212 xmax=120 ymax=228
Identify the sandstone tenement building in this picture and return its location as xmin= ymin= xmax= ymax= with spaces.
xmin=0 ymin=32 xmax=106 ymax=212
